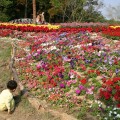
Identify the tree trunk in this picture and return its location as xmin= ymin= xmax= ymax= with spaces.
xmin=24 ymin=0 xmax=28 ymax=18
xmin=32 ymin=0 xmax=36 ymax=24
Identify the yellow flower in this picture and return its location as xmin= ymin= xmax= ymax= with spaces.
xmin=109 ymin=26 xmax=120 ymax=29
xmin=0 ymin=23 xmax=60 ymax=30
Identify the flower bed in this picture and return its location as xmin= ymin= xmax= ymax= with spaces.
xmin=0 ymin=23 xmax=120 ymax=119
xmin=1 ymin=22 xmax=120 ymax=40
xmin=12 ymin=31 xmax=119 ymax=119
xmin=0 ymin=23 xmax=60 ymax=32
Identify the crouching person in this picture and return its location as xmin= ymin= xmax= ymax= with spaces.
xmin=0 ymin=80 xmax=17 ymax=114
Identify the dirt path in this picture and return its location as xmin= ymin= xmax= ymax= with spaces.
xmin=0 ymin=99 xmax=55 ymax=120
xmin=0 ymin=38 xmax=59 ymax=120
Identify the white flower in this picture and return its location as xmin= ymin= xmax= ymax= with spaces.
xmin=99 ymin=105 xmax=101 ymax=107
xmin=114 ymin=112 xmax=117 ymax=114
xmin=109 ymin=111 xmax=112 ymax=113
xmin=116 ymin=114 xmax=120 ymax=118
xmin=90 ymin=105 xmax=92 ymax=108
xmin=88 ymin=43 xmax=92 ymax=46
xmin=104 ymin=117 xmax=108 ymax=120
xmin=113 ymin=107 xmax=117 ymax=110
xmin=95 ymin=100 xmax=97 ymax=103
xmin=98 ymin=101 xmax=100 ymax=104
xmin=70 ymin=74 xmax=74 ymax=79
xmin=109 ymin=113 xmax=111 ymax=117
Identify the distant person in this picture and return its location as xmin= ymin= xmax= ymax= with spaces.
xmin=36 ymin=14 xmax=41 ymax=24
xmin=40 ymin=12 xmax=45 ymax=24
xmin=0 ymin=80 xmax=17 ymax=114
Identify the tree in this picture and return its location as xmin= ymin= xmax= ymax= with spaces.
xmin=32 ymin=0 xmax=36 ymax=24
xmin=48 ymin=0 xmax=104 ymax=23
xmin=16 ymin=0 xmax=28 ymax=18
xmin=0 ymin=0 xmax=105 ymax=23
xmin=0 ymin=0 xmax=12 ymax=21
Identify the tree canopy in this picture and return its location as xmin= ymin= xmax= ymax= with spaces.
xmin=0 ymin=0 xmax=105 ymax=23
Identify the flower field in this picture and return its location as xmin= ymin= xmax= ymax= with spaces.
xmin=0 ymin=22 xmax=120 ymax=119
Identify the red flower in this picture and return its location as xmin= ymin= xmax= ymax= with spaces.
xmin=117 ymin=104 xmax=120 ymax=108
xmin=105 ymin=80 xmax=113 ymax=86
xmin=102 ymin=78 xmax=106 ymax=83
xmin=113 ymin=77 xmax=120 ymax=83
xmin=114 ymin=93 xmax=119 ymax=101
xmin=96 ymin=70 xmax=101 ymax=75
xmin=80 ymin=79 xmax=87 ymax=84
xmin=89 ymin=63 xmax=93 ymax=67
xmin=115 ymin=85 xmax=120 ymax=91
xmin=103 ymin=91 xmax=111 ymax=100
xmin=106 ymin=87 xmax=112 ymax=92
xmin=88 ymin=69 xmax=93 ymax=73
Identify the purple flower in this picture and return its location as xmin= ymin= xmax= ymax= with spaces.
xmin=62 ymin=56 xmax=71 ymax=62
xmin=26 ymin=53 xmax=32 ymax=59
xmin=33 ymin=52 xmax=38 ymax=57
xmin=37 ymin=49 xmax=41 ymax=54
xmin=76 ymin=89 xmax=81 ymax=95
xmin=109 ymin=61 xmax=113 ymax=65
xmin=79 ymin=85 xmax=85 ymax=90
xmin=115 ymin=69 xmax=120 ymax=74
xmin=60 ymin=83 xmax=65 ymax=88
xmin=58 ymin=72 xmax=64 ymax=79
xmin=70 ymin=60 xmax=74 ymax=69
xmin=104 ymin=59 xmax=107 ymax=63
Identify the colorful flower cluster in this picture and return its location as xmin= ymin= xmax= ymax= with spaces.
xmin=0 ymin=22 xmax=120 ymax=118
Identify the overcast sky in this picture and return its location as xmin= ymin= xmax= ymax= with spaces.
xmin=99 ymin=0 xmax=120 ymax=19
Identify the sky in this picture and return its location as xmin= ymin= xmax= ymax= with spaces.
xmin=99 ymin=0 xmax=120 ymax=19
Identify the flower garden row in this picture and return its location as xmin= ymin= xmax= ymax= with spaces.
xmin=0 ymin=22 xmax=120 ymax=119
xmin=1 ymin=23 xmax=120 ymax=38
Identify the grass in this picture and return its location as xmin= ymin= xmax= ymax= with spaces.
xmin=0 ymin=39 xmax=11 ymax=91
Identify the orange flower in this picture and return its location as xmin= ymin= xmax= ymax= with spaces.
xmin=48 ymin=94 xmax=61 ymax=101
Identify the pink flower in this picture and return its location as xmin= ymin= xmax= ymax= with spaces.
xmin=60 ymin=83 xmax=66 ymax=88
xmin=86 ymin=88 xmax=93 ymax=94
xmin=36 ymin=63 xmax=41 ymax=69
xmin=76 ymin=89 xmax=81 ymax=95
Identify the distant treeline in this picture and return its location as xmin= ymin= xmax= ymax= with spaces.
xmin=0 ymin=0 xmax=120 ymax=24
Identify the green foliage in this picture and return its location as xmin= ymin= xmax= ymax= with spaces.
xmin=0 ymin=0 xmax=12 ymax=7
xmin=103 ymin=106 xmax=120 ymax=120
xmin=103 ymin=34 xmax=120 ymax=40
xmin=0 ymin=39 xmax=12 ymax=86
xmin=48 ymin=0 xmax=105 ymax=22
xmin=0 ymin=0 xmax=12 ymax=21
xmin=77 ymin=102 xmax=88 ymax=119
xmin=0 ymin=0 xmax=105 ymax=22
xmin=106 ymin=19 xmax=120 ymax=25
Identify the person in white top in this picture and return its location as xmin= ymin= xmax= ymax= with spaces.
xmin=40 ymin=12 xmax=45 ymax=24
xmin=36 ymin=12 xmax=45 ymax=24
xmin=0 ymin=80 xmax=17 ymax=114
xmin=36 ymin=14 xmax=40 ymax=24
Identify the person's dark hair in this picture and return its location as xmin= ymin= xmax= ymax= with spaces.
xmin=7 ymin=80 xmax=17 ymax=90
